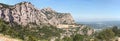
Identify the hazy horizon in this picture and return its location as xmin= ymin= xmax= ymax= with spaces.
xmin=0 ymin=0 xmax=120 ymax=22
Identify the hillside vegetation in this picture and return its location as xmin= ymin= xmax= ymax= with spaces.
xmin=0 ymin=19 xmax=64 ymax=41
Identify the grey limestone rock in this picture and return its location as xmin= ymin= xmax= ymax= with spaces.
xmin=0 ymin=2 xmax=75 ymax=26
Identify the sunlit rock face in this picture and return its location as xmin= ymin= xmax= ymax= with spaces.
xmin=41 ymin=7 xmax=75 ymax=25
xmin=0 ymin=2 xmax=75 ymax=26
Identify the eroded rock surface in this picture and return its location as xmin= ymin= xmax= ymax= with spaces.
xmin=0 ymin=2 xmax=75 ymax=26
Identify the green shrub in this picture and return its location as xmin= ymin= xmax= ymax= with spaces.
xmin=96 ymin=28 xmax=115 ymax=41
xmin=0 ymin=19 xmax=64 ymax=41
xmin=73 ymin=34 xmax=85 ymax=41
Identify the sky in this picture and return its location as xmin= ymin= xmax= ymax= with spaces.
xmin=0 ymin=0 xmax=120 ymax=22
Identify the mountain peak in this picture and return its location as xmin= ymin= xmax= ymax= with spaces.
xmin=0 ymin=3 xmax=13 ymax=8
xmin=16 ymin=1 xmax=31 ymax=5
xmin=41 ymin=7 xmax=55 ymax=12
xmin=0 ymin=2 xmax=75 ymax=26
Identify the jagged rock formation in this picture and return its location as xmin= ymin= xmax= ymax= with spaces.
xmin=0 ymin=2 xmax=75 ymax=26
xmin=0 ymin=2 xmax=94 ymax=41
xmin=41 ymin=7 xmax=75 ymax=25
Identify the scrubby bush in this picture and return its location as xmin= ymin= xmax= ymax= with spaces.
xmin=0 ymin=19 xmax=64 ymax=41
xmin=73 ymin=34 xmax=85 ymax=41
xmin=96 ymin=28 xmax=115 ymax=41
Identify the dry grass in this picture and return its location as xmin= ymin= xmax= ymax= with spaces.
xmin=0 ymin=34 xmax=21 ymax=41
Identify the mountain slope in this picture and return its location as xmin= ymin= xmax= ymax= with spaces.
xmin=0 ymin=2 xmax=94 ymax=41
xmin=0 ymin=2 xmax=75 ymax=26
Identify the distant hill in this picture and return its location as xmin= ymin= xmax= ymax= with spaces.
xmin=77 ymin=21 xmax=120 ymax=29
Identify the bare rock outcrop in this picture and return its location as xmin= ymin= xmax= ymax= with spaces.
xmin=41 ymin=7 xmax=75 ymax=25
xmin=0 ymin=2 xmax=75 ymax=26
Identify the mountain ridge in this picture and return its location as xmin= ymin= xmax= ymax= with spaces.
xmin=0 ymin=2 xmax=95 ymax=41
xmin=0 ymin=2 xmax=75 ymax=26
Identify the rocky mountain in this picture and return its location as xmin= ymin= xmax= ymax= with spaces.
xmin=0 ymin=2 xmax=75 ymax=26
xmin=0 ymin=2 xmax=94 ymax=41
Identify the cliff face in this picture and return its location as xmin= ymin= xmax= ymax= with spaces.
xmin=0 ymin=2 xmax=75 ymax=26
xmin=0 ymin=2 xmax=94 ymax=41
xmin=41 ymin=7 xmax=75 ymax=25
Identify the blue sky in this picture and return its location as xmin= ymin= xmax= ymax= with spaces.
xmin=0 ymin=0 xmax=120 ymax=22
